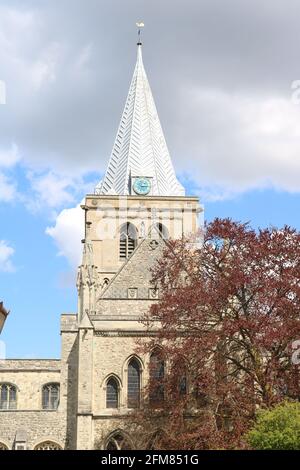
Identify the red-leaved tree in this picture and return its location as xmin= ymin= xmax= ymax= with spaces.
xmin=129 ymin=219 xmax=300 ymax=450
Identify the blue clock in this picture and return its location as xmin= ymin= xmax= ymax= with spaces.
xmin=133 ymin=177 xmax=151 ymax=195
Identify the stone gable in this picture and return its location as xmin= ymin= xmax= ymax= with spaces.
xmin=100 ymin=238 xmax=165 ymax=301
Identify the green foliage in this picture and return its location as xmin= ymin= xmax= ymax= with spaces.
xmin=247 ymin=402 xmax=300 ymax=450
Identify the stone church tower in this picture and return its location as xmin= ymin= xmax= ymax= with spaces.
xmin=0 ymin=42 xmax=201 ymax=450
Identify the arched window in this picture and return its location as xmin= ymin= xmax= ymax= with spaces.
xmin=105 ymin=432 xmax=132 ymax=450
xmin=42 ymin=383 xmax=60 ymax=410
xmin=172 ymin=358 xmax=187 ymax=397
xmin=179 ymin=374 xmax=187 ymax=396
xmin=106 ymin=377 xmax=119 ymax=409
xmin=149 ymin=349 xmax=165 ymax=405
xmin=150 ymin=223 xmax=169 ymax=240
xmin=127 ymin=358 xmax=141 ymax=408
xmin=34 ymin=441 xmax=62 ymax=450
xmin=0 ymin=383 xmax=17 ymax=410
xmin=0 ymin=442 xmax=8 ymax=450
xmin=119 ymin=223 xmax=137 ymax=260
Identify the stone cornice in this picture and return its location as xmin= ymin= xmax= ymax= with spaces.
xmin=91 ymin=315 xmax=145 ymax=321
xmin=94 ymin=330 xmax=158 ymax=337
xmin=0 ymin=409 xmax=61 ymax=413
xmin=0 ymin=368 xmax=61 ymax=372
xmin=85 ymin=194 xmax=199 ymax=202
xmin=0 ymin=359 xmax=61 ymax=372
xmin=97 ymin=298 xmax=158 ymax=302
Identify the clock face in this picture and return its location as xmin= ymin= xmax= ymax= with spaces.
xmin=133 ymin=177 xmax=151 ymax=195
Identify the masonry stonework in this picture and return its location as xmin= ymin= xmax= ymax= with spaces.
xmin=0 ymin=42 xmax=202 ymax=450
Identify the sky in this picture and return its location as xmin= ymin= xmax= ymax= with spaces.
xmin=0 ymin=0 xmax=300 ymax=358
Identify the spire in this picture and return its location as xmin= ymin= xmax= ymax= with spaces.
xmin=96 ymin=42 xmax=185 ymax=197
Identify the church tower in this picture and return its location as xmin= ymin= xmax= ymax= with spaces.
xmin=75 ymin=41 xmax=202 ymax=449
xmin=0 ymin=37 xmax=202 ymax=452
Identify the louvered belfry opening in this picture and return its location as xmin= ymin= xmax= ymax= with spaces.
xmin=119 ymin=223 xmax=137 ymax=260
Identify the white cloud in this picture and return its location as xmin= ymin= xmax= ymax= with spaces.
xmin=0 ymin=172 xmax=17 ymax=202
xmin=0 ymin=240 xmax=15 ymax=272
xmin=0 ymin=0 xmax=300 ymax=219
xmin=0 ymin=143 xmax=19 ymax=202
xmin=26 ymin=171 xmax=76 ymax=211
xmin=0 ymin=143 xmax=20 ymax=168
xmin=30 ymin=42 xmax=61 ymax=90
xmin=46 ymin=203 xmax=84 ymax=268
xmin=25 ymin=171 xmax=97 ymax=215
xmin=1 ymin=1 xmax=300 ymax=199
xmin=0 ymin=3 xmax=99 ymax=175
xmin=174 ymin=88 xmax=300 ymax=199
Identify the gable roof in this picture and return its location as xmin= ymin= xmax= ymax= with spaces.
xmin=100 ymin=237 xmax=166 ymax=300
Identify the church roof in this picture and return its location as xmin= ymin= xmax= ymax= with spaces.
xmin=96 ymin=44 xmax=185 ymax=197
xmin=99 ymin=237 xmax=165 ymax=301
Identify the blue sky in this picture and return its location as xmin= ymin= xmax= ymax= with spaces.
xmin=1 ymin=0 xmax=300 ymax=358
xmin=1 ymin=182 xmax=299 ymax=359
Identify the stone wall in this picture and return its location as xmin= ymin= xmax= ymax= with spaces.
xmin=0 ymin=314 xmax=80 ymax=450
xmin=0 ymin=359 xmax=60 ymax=371
xmin=0 ymin=360 xmax=60 ymax=410
xmin=92 ymin=334 xmax=147 ymax=414
xmin=85 ymin=194 xmax=200 ymax=274
xmin=60 ymin=315 xmax=79 ymax=449
xmin=101 ymin=238 xmax=164 ymax=300
xmin=0 ymin=411 xmax=67 ymax=450
xmin=93 ymin=417 xmax=135 ymax=450
xmin=96 ymin=300 xmax=153 ymax=317
xmin=0 ymin=360 xmax=66 ymax=449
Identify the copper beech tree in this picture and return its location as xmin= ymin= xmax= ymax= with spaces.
xmin=130 ymin=219 xmax=300 ymax=450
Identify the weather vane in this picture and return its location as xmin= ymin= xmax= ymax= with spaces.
xmin=136 ymin=22 xmax=144 ymax=45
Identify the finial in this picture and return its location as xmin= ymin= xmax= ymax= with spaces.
xmin=136 ymin=22 xmax=144 ymax=45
